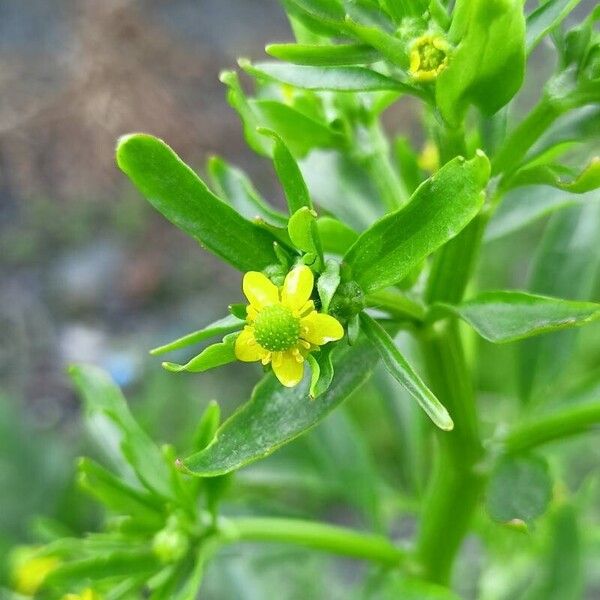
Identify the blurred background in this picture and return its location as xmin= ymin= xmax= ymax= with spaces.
xmin=1 ymin=1 xmax=599 ymax=598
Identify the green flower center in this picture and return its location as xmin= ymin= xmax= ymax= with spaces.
xmin=253 ymin=304 xmax=301 ymax=352
xmin=416 ymin=41 xmax=447 ymax=72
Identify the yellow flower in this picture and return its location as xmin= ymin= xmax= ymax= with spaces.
xmin=235 ymin=265 xmax=344 ymax=387
xmin=11 ymin=551 xmax=60 ymax=596
xmin=409 ymin=34 xmax=450 ymax=82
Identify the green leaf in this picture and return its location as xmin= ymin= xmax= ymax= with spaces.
xmin=162 ymin=333 xmax=239 ymax=373
xmin=116 ymin=134 xmax=278 ymax=271
xmin=206 ymin=156 xmax=287 ymax=225
xmin=486 ymin=454 xmax=552 ymax=523
xmin=437 ymin=0 xmax=525 ymax=125
xmin=343 ymin=16 xmax=409 ymax=69
xmin=44 ymin=549 xmax=159 ymax=590
xmin=257 ymin=128 xmax=313 ymax=214
xmin=150 ymin=314 xmax=244 ymax=356
xmin=180 ymin=335 xmax=380 ymax=476
xmin=192 ymin=401 xmax=221 ymax=451
xmin=360 ymin=313 xmax=453 ymax=431
xmin=251 ymin=99 xmax=344 ymax=156
xmin=220 ymin=70 xmax=272 ymax=157
xmin=317 ymin=258 xmax=341 ymax=313
xmin=344 ymin=152 xmax=489 ymax=293
xmin=370 ymin=572 xmax=462 ymax=600
xmin=69 ymin=365 xmax=176 ymax=500
xmin=507 ymin=157 xmax=600 ymax=193
xmin=526 ymin=0 xmax=582 ymax=55
xmin=77 ymin=458 xmax=163 ymax=525
xmin=241 ymin=60 xmax=410 ymax=92
xmin=316 ymin=216 xmax=359 ymax=254
xmin=309 ymin=345 xmax=335 ymax=398
xmin=265 ymin=43 xmax=379 ymax=65
xmin=484 ymin=185 xmax=593 ymax=242
xmin=518 ymin=203 xmax=600 ymax=402
xmin=288 ymin=207 xmax=324 ymax=269
xmin=432 ymin=291 xmax=600 ymax=343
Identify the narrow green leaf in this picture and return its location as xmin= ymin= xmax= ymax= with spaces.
xmin=251 ymin=99 xmax=344 ymax=156
xmin=69 ymin=365 xmax=176 ymax=500
xmin=77 ymin=458 xmax=163 ymax=524
xmin=486 ymin=454 xmax=552 ymax=523
xmin=257 ymin=128 xmax=313 ymax=214
xmin=526 ymin=0 xmax=582 ymax=55
xmin=116 ymin=134 xmax=278 ymax=271
xmin=345 ymin=152 xmax=489 ymax=293
xmin=343 ymin=16 xmax=408 ymax=68
xmin=433 ymin=291 xmax=600 ymax=343
xmin=265 ymin=42 xmax=379 ymax=65
xmin=241 ymin=60 xmax=410 ymax=92
xmin=150 ymin=314 xmax=244 ymax=356
xmin=44 ymin=549 xmax=159 ymax=589
xmin=310 ymin=345 xmax=335 ymax=398
xmin=316 ymin=216 xmax=359 ymax=254
xmin=192 ymin=401 xmax=221 ymax=451
xmin=507 ymin=157 xmax=600 ymax=193
xmin=360 ymin=313 xmax=453 ymax=431
xmin=220 ymin=70 xmax=272 ymax=157
xmin=206 ymin=156 xmax=287 ymax=225
xmin=288 ymin=207 xmax=324 ymax=269
xmin=180 ymin=335 xmax=380 ymax=476
xmin=317 ymin=258 xmax=341 ymax=313
xmin=162 ymin=333 xmax=238 ymax=373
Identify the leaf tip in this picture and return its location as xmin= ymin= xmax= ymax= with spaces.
xmin=162 ymin=361 xmax=184 ymax=373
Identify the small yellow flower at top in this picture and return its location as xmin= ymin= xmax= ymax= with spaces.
xmin=409 ymin=34 xmax=450 ymax=82
xmin=235 ymin=265 xmax=344 ymax=387
xmin=11 ymin=550 xmax=60 ymax=596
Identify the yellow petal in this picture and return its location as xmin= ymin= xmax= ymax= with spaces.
xmin=271 ymin=350 xmax=304 ymax=387
xmin=282 ymin=265 xmax=313 ymax=312
xmin=300 ymin=311 xmax=344 ymax=346
xmin=234 ymin=328 xmax=265 ymax=362
xmin=242 ymin=271 xmax=279 ymax=310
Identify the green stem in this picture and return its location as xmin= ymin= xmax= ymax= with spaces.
xmin=417 ymin=321 xmax=484 ymax=585
xmin=365 ymin=289 xmax=426 ymax=322
xmin=503 ymin=402 xmax=600 ymax=454
xmin=222 ymin=517 xmax=409 ymax=566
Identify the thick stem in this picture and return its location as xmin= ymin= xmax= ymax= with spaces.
xmin=222 ymin=517 xmax=409 ymax=566
xmin=417 ymin=321 xmax=484 ymax=584
xmin=503 ymin=402 xmax=600 ymax=454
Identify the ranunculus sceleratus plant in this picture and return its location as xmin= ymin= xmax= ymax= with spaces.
xmin=22 ymin=1 xmax=600 ymax=598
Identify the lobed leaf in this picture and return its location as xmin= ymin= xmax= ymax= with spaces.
xmin=432 ymin=290 xmax=600 ymax=343
xmin=180 ymin=335 xmax=380 ymax=476
xmin=116 ymin=134 xmax=278 ymax=271
xmin=344 ymin=152 xmax=489 ymax=293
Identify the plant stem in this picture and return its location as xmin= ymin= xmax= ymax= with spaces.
xmin=417 ymin=321 xmax=484 ymax=585
xmin=222 ymin=517 xmax=409 ymax=566
xmin=503 ymin=402 xmax=600 ymax=454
